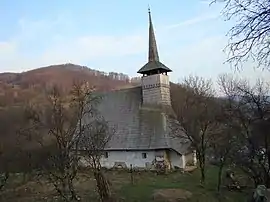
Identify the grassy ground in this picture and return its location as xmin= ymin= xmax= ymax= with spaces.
xmin=0 ymin=166 xmax=250 ymax=202
xmin=116 ymin=166 xmax=249 ymax=202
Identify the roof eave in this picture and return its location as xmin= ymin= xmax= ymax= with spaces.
xmin=137 ymin=61 xmax=172 ymax=74
xmin=137 ymin=67 xmax=172 ymax=74
xmin=137 ymin=70 xmax=172 ymax=74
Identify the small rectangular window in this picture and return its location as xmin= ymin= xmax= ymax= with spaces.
xmin=142 ymin=153 xmax=147 ymax=159
xmin=104 ymin=152 xmax=108 ymax=158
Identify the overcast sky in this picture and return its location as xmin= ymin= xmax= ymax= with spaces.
xmin=0 ymin=0 xmax=269 ymax=89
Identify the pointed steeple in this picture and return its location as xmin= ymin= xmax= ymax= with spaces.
xmin=148 ymin=7 xmax=159 ymax=62
xmin=137 ymin=8 xmax=172 ymax=75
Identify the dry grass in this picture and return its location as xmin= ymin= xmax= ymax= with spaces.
xmin=0 ymin=167 xmax=250 ymax=202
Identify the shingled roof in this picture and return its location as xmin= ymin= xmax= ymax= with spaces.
xmin=137 ymin=61 xmax=172 ymax=74
xmin=79 ymin=9 xmax=188 ymax=155
xmin=89 ymin=86 xmax=190 ymax=155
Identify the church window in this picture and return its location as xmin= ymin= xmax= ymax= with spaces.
xmin=104 ymin=152 xmax=108 ymax=158
xmin=142 ymin=153 xmax=147 ymax=159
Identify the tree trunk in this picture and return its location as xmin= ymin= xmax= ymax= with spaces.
xmin=61 ymin=179 xmax=69 ymax=202
xmin=266 ymin=174 xmax=270 ymax=188
xmin=200 ymin=165 xmax=205 ymax=185
xmin=68 ymin=177 xmax=79 ymax=201
xmin=217 ymin=162 xmax=224 ymax=192
xmin=94 ymin=170 xmax=112 ymax=202
xmin=198 ymin=152 xmax=205 ymax=185
xmin=199 ymin=136 xmax=206 ymax=186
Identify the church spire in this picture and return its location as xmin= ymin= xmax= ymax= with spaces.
xmin=137 ymin=8 xmax=172 ymax=75
xmin=148 ymin=7 xmax=159 ymax=62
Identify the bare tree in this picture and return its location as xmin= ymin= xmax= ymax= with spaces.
xmin=210 ymin=122 xmax=237 ymax=192
xmin=23 ymin=82 xmax=98 ymax=201
xmin=171 ymin=75 xmax=220 ymax=185
xmin=212 ymin=0 xmax=270 ymax=70
xmin=79 ymin=117 xmax=115 ymax=202
xmin=218 ymin=73 xmax=270 ymax=187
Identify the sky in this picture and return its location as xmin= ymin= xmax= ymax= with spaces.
xmin=0 ymin=0 xmax=270 ymax=89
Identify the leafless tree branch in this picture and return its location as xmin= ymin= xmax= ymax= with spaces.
xmin=22 ymin=81 xmax=99 ymax=201
xmin=171 ymin=75 xmax=220 ymax=185
xmin=218 ymin=73 xmax=270 ymax=187
xmin=212 ymin=0 xmax=270 ymax=70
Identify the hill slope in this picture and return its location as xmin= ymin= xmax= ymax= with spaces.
xmin=0 ymin=63 xmax=136 ymax=90
xmin=0 ymin=63 xmax=139 ymax=106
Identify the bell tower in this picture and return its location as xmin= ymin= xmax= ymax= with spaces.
xmin=137 ymin=8 xmax=172 ymax=106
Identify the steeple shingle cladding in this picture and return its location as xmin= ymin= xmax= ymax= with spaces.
xmin=86 ymin=86 xmax=190 ymax=155
xmin=137 ymin=9 xmax=172 ymax=74
xmin=148 ymin=9 xmax=159 ymax=62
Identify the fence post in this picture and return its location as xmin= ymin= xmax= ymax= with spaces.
xmin=130 ymin=164 xmax=134 ymax=185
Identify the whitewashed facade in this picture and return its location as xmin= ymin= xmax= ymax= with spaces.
xmin=79 ymin=149 xmax=196 ymax=170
